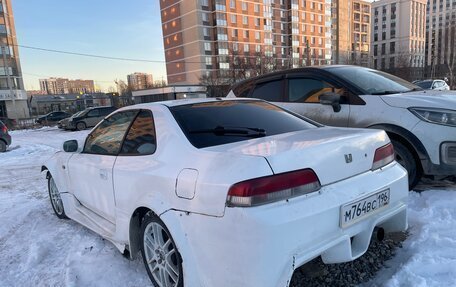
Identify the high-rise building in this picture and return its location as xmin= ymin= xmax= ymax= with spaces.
xmin=0 ymin=0 xmax=29 ymax=119
xmin=159 ymin=0 xmax=332 ymax=85
xmin=127 ymin=72 xmax=154 ymax=90
xmin=425 ymin=0 xmax=456 ymax=79
xmin=332 ymin=0 xmax=371 ymax=66
xmin=371 ymin=0 xmax=427 ymax=80
xmin=39 ymin=78 xmax=95 ymax=94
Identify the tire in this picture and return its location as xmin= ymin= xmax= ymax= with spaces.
xmin=47 ymin=175 xmax=69 ymax=219
xmin=0 ymin=140 xmax=6 ymax=152
xmin=140 ymin=212 xmax=183 ymax=287
xmin=76 ymin=122 xmax=86 ymax=131
xmin=391 ymin=139 xmax=422 ymax=190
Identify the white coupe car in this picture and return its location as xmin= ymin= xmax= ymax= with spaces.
xmin=42 ymin=98 xmax=408 ymax=287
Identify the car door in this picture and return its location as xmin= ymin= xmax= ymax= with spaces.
xmin=68 ymin=110 xmax=139 ymax=222
xmin=278 ymin=77 xmax=350 ymax=127
xmin=85 ymin=109 xmax=101 ymax=127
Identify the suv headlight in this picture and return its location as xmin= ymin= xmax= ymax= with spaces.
xmin=409 ymin=108 xmax=456 ymax=127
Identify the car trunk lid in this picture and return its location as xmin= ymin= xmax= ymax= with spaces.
xmin=205 ymin=127 xmax=391 ymax=186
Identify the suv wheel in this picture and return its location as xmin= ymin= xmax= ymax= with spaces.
xmin=76 ymin=122 xmax=86 ymax=131
xmin=391 ymin=139 xmax=422 ymax=190
xmin=0 ymin=140 xmax=6 ymax=152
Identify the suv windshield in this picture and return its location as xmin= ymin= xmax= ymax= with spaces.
xmin=170 ymin=100 xmax=317 ymax=148
xmin=328 ymin=66 xmax=421 ymax=95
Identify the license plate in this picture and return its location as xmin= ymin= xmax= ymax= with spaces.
xmin=340 ymin=189 xmax=390 ymax=228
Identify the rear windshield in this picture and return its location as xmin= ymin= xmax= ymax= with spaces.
xmin=170 ymin=100 xmax=317 ymax=148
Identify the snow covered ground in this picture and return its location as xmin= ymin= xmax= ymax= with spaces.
xmin=0 ymin=127 xmax=455 ymax=287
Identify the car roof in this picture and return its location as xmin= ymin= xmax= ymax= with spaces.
xmin=230 ymin=65 xmax=369 ymax=87
xmin=121 ymin=98 xmax=258 ymax=110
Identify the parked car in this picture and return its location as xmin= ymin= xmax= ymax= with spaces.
xmin=58 ymin=110 xmax=84 ymax=129
xmin=414 ymin=79 xmax=450 ymax=91
xmin=36 ymin=111 xmax=71 ymax=125
xmin=228 ymin=65 xmax=456 ymax=189
xmin=42 ymin=98 xmax=408 ymax=287
xmin=0 ymin=120 xmax=11 ymax=152
xmin=65 ymin=106 xmax=116 ymax=130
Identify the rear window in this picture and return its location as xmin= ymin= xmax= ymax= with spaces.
xmin=170 ymin=100 xmax=316 ymax=148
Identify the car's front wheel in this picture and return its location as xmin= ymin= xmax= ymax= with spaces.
xmin=76 ymin=122 xmax=86 ymax=131
xmin=391 ymin=140 xmax=421 ymax=190
xmin=47 ymin=175 xmax=68 ymax=219
xmin=140 ymin=212 xmax=183 ymax=287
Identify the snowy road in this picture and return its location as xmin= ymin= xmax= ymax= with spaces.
xmin=0 ymin=127 xmax=455 ymax=287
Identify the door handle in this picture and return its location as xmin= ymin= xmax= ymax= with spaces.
xmin=99 ymin=169 xmax=108 ymax=180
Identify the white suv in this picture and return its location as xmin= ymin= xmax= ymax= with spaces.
xmin=414 ymin=79 xmax=450 ymax=91
xmin=228 ymin=65 xmax=456 ymax=189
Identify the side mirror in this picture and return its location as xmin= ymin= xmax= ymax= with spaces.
xmin=319 ymin=92 xmax=342 ymax=113
xmin=63 ymin=140 xmax=78 ymax=152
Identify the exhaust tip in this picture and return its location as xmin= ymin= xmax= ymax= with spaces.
xmin=373 ymin=227 xmax=385 ymax=242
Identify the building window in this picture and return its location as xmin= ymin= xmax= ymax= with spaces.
xmin=244 ymin=44 xmax=249 ymax=52
xmin=374 ymin=45 xmax=378 ymax=56
xmin=243 ymin=16 xmax=248 ymax=25
xmin=390 ymin=42 xmax=395 ymax=53
xmin=231 ymin=14 xmax=236 ymax=23
xmin=204 ymin=42 xmax=211 ymax=51
xmin=255 ymin=31 xmax=260 ymax=40
xmin=254 ymin=4 xmax=260 ymax=13
xmin=230 ymin=0 xmax=236 ymax=8
xmin=381 ymin=43 xmax=386 ymax=55
xmin=242 ymin=1 xmax=248 ymax=11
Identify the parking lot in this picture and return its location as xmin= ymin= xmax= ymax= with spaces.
xmin=0 ymin=127 xmax=455 ymax=286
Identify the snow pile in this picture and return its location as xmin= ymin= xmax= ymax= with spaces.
xmin=0 ymin=127 xmax=455 ymax=286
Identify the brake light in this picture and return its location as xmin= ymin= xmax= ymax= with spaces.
xmin=1 ymin=125 xmax=6 ymax=133
xmin=227 ymin=169 xmax=321 ymax=207
xmin=372 ymin=143 xmax=395 ymax=170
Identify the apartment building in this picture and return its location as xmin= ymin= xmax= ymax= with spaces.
xmin=425 ymin=0 xmax=456 ymax=79
xmin=371 ymin=0 xmax=427 ymax=80
xmin=39 ymin=78 xmax=95 ymax=95
xmin=332 ymin=0 xmax=371 ymax=66
xmin=127 ymin=72 xmax=154 ymax=90
xmin=160 ymin=0 xmax=332 ymax=85
xmin=0 ymin=0 xmax=28 ymax=119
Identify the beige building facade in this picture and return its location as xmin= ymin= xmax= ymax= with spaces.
xmin=127 ymin=72 xmax=154 ymax=90
xmin=425 ymin=0 xmax=456 ymax=79
xmin=160 ymin=0 xmax=332 ymax=85
xmin=371 ymin=0 xmax=427 ymax=78
xmin=0 ymin=0 xmax=29 ymax=119
xmin=332 ymin=0 xmax=371 ymax=66
xmin=39 ymin=78 xmax=95 ymax=94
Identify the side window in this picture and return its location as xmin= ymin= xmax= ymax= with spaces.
xmin=87 ymin=109 xmax=100 ymax=117
xmin=287 ymin=78 xmax=334 ymax=103
xmin=83 ymin=110 xmax=138 ymax=155
xmin=100 ymin=108 xmax=114 ymax=116
xmin=250 ymin=80 xmax=283 ymax=102
xmin=120 ymin=110 xmax=157 ymax=155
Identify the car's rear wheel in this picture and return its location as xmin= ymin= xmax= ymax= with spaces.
xmin=48 ymin=175 xmax=68 ymax=219
xmin=0 ymin=140 xmax=6 ymax=152
xmin=140 ymin=212 xmax=183 ymax=287
xmin=76 ymin=122 xmax=86 ymax=131
xmin=391 ymin=139 xmax=421 ymax=190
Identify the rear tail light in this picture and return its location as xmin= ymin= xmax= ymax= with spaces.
xmin=1 ymin=125 xmax=6 ymax=133
xmin=227 ymin=169 xmax=321 ymax=207
xmin=372 ymin=143 xmax=395 ymax=170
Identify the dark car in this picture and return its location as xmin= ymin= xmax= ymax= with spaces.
xmin=0 ymin=120 xmax=11 ymax=152
xmin=0 ymin=117 xmax=16 ymax=129
xmin=66 ymin=106 xmax=116 ymax=130
xmin=36 ymin=111 xmax=71 ymax=125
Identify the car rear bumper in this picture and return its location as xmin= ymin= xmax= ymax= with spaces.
xmin=164 ymin=162 xmax=408 ymax=287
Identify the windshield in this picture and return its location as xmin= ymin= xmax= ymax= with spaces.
xmin=71 ymin=110 xmax=86 ymax=118
xmin=328 ymin=66 xmax=421 ymax=95
xmin=414 ymin=80 xmax=433 ymax=89
xmin=170 ymin=100 xmax=317 ymax=148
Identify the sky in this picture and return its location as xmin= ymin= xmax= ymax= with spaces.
xmin=12 ymin=0 xmax=167 ymax=92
